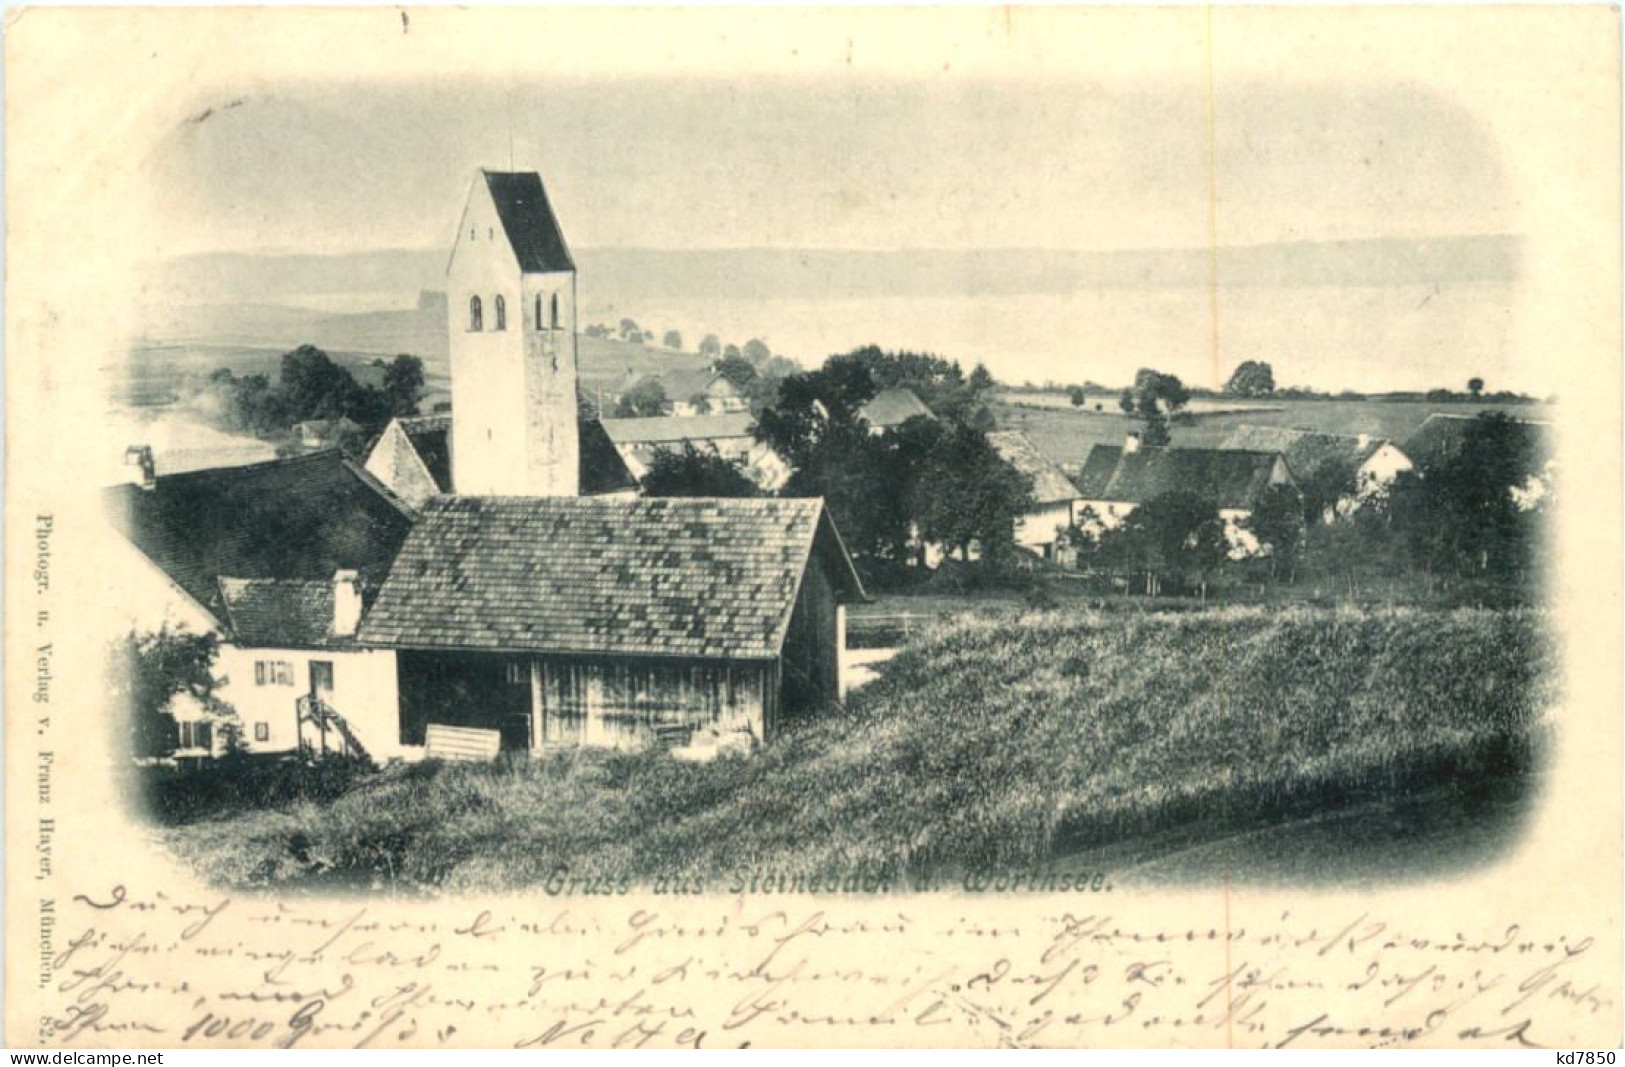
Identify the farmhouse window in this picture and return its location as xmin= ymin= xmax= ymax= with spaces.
xmin=254 ymin=660 xmax=294 ymax=687
xmin=535 ymin=295 xmax=544 ymax=332
xmin=494 ymin=295 xmax=507 ymax=331
xmin=309 ymin=661 xmax=334 ymax=693
xmin=177 ymin=721 xmax=212 ymax=750
xmin=469 ymin=296 xmax=483 ymax=332
xmin=505 ymin=662 xmax=527 ymax=685
xmin=551 ymin=293 xmax=560 ymax=330
xmin=254 ymin=722 xmax=269 ymax=742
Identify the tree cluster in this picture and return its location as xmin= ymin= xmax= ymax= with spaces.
xmin=204 ymin=346 xmax=423 ymax=443
xmin=748 ymin=350 xmax=1030 ymax=585
xmin=1118 ymin=368 xmax=1191 ymax=446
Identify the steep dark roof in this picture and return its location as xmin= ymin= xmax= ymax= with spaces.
xmin=1219 ymin=425 xmax=1389 ymax=482
xmin=104 ymin=451 xmax=415 ymax=619
xmin=1084 ymin=446 xmax=1288 ymax=510
xmin=860 ymin=388 xmax=935 ymax=429
xmin=399 ymin=414 xmax=453 ymax=491
xmin=392 ymin=414 xmax=636 ymax=496
xmin=359 ymin=496 xmax=864 ymax=659
xmin=987 ymin=431 xmax=1080 ymax=505
xmin=483 ymin=170 xmax=575 ymax=274
xmin=1073 ymin=445 xmax=1123 ymax=499
xmin=1403 ymin=413 xmax=1550 ymax=475
xmin=578 ymin=417 xmax=641 ymax=495
xmin=217 ymin=577 xmax=352 ymax=649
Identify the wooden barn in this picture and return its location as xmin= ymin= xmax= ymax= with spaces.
xmin=357 ymin=495 xmax=865 ymax=756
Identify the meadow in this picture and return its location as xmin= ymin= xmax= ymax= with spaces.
xmin=155 ymin=606 xmax=1555 ymax=893
xmin=995 ymin=394 xmax=1551 ymax=466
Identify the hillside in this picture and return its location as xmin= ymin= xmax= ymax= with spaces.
xmin=157 ymin=607 xmax=1555 ymax=892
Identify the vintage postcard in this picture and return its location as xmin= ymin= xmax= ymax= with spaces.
xmin=5 ymin=5 xmax=1621 ymax=1050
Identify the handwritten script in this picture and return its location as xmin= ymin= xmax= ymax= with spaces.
xmin=33 ymin=885 xmax=1615 ymax=1048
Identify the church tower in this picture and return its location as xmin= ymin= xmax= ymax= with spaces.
xmin=446 ymin=169 xmax=579 ymax=497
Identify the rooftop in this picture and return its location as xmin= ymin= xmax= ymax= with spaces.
xmin=483 ymin=170 xmax=575 ymax=274
xmin=359 ymin=495 xmax=864 ymax=660
xmin=104 ymin=450 xmax=415 ymax=620
xmin=987 ymin=430 xmax=1081 ymax=505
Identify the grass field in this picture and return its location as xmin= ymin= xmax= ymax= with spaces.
xmin=156 ymin=607 xmax=1555 ymax=893
xmin=995 ymin=395 xmax=1552 ymax=467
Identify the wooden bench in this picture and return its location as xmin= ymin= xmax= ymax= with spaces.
xmin=424 ymin=724 xmax=503 ymax=763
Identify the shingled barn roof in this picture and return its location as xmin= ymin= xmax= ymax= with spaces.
xmin=987 ymin=430 xmax=1081 ymax=505
xmin=483 ymin=170 xmax=575 ymax=274
xmin=104 ymin=451 xmax=415 ymax=619
xmin=1079 ymin=445 xmax=1289 ymax=510
xmin=1219 ymin=424 xmax=1390 ymax=482
xmin=1072 ymin=444 xmax=1124 ymax=499
xmin=359 ymin=496 xmax=864 ymax=660
xmin=217 ymin=577 xmax=352 ymax=649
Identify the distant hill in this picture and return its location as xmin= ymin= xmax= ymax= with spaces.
xmin=145 ymin=234 xmax=1521 ymax=308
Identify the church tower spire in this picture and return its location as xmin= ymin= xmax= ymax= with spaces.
xmin=445 ymin=169 xmax=580 ymax=497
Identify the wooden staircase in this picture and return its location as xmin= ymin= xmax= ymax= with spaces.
xmin=297 ymin=694 xmax=373 ymax=765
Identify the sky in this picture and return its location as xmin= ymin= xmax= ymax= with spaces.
xmin=113 ymin=5 xmax=1605 ymax=397
xmin=146 ymin=77 xmax=1513 ymax=258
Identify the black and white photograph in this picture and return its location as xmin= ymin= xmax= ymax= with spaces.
xmin=6 ymin=5 xmax=1620 ymax=1050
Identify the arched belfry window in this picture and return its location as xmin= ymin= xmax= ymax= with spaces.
xmin=469 ymin=296 xmax=483 ymax=331
xmin=494 ymin=295 xmax=507 ymax=331
xmin=551 ymin=293 xmax=561 ymax=330
xmin=535 ymin=295 xmax=544 ymax=332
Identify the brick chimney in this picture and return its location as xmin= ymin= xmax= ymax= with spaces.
xmin=332 ymin=569 xmax=363 ymax=637
xmin=1356 ymin=433 xmax=1372 ymax=449
xmin=1123 ymin=432 xmax=1141 ymax=454
xmin=124 ymin=445 xmax=156 ymax=490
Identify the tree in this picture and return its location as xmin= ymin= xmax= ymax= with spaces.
xmin=715 ymin=352 xmax=758 ymax=391
xmin=381 ymin=354 xmax=425 ymax=417
xmin=1224 ymin=360 xmax=1276 ymax=398
xmin=753 ymin=355 xmax=880 ymax=471
xmin=618 ymin=318 xmax=641 ymax=342
xmin=1132 ymin=368 xmax=1190 ymax=414
xmin=723 ymin=343 xmax=743 ymax=362
xmin=106 ymin=626 xmax=236 ymax=760
xmin=1468 ymin=376 xmax=1485 ymax=398
xmin=1119 ymin=389 xmax=1135 ymax=415
xmin=642 ymin=443 xmax=759 ymax=498
xmin=614 ymin=376 xmax=668 ymax=418
xmin=908 ymin=422 xmax=1035 ymax=568
xmin=1245 ymin=484 xmax=1306 ymax=579
xmin=1105 ymin=490 xmax=1226 ymax=597
xmin=699 ymin=334 xmax=722 ymax=359
xmin=743 ymin=338 xmax=772 ymax=365
xmin=1068 ymin=385 xmax=1087 ymax=407
xmin=663 ymin=329 xmax=683 ymax=350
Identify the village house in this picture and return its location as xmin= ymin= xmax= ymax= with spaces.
xmin=659 ymin=366 xmax=748 ymax=416
xmin=103 ymin=449 xmax=416 ymax=760
xmin=1403 ymin=412 xmax=1554 ymax=510
xmin=986 ymin=430 xmax=1083 ymax=561
xmin=858 ymin=387 xmax=934 ymax=434
xmin=1218 ymin=424 xmax=1411 ymax=519
xmin=1074 ymin=436 xmax=1297 ymax=556
xmin=598 ymin=412 xmax=792 ymax=491
xmin=292 ymin=416 xmax=362 ymax=450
